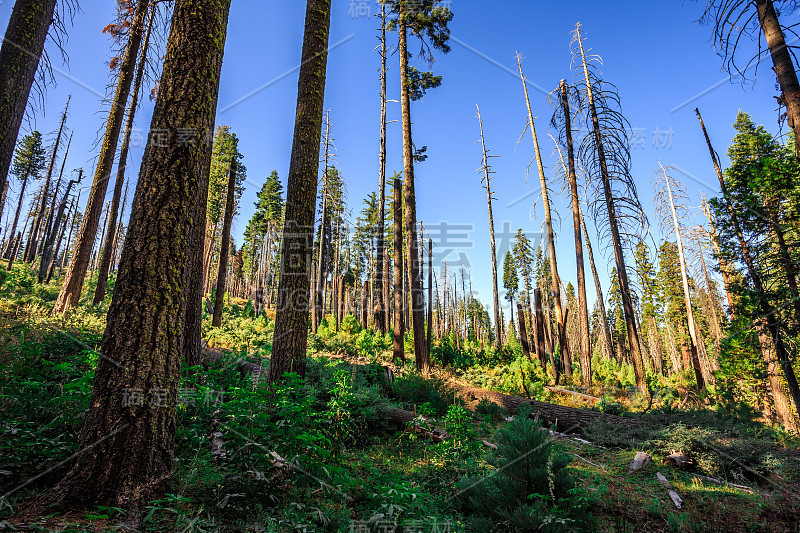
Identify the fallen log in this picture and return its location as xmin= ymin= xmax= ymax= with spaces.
xmin=664 ymin=451 xmax=692 ymax=470
xmin=448 ymin=381 xmax=639 ymax=432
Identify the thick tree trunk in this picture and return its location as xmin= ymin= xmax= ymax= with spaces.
xmin=393 ymin=177 xmax=405 ymax=362
xmin=517 ymin=57 xmax=569 ymax=381
xmin=53 ymin=0 xmax=149 ymax=314
xmin=756 ymin=0 xmax=800 ymax=156
xmin=268 ymin=0 xmax=331 ymax=383
xmin=560 ymin=81 xmax=592 ymax=384
xmin=94 ymin=8 xmax=154 ymax=304
xmin=577 ymin=37 xmax=647 ymax=395
xmin=212 ymin=162 xmax=237 ymax=327
xmin=36 ymin=0 xmax=231 ymax=514
xmin=0 ymin=0 xmax=57 ymax=220
xmin=398 ymin=10 xmax=428 ymax=374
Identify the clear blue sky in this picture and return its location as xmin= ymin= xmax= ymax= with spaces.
xmin=0 ymin=1 xmax=790 ymax=319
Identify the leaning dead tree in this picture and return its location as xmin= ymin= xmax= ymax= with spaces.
xmin=572 ymin=23 xmax=649 ymax=394
xmin=699 ymin=0 xmax=800 ymax=155
xmin=654 ymin=163 xmax=708 ymax=388
xmin=476 ymin=105 xmax=502 ymax=349
xmin=517 ymin=53 xmax=570 ymax=383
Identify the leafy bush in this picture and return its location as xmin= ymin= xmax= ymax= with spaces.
xmin=392 ymin=371 xmax=461 ymax=416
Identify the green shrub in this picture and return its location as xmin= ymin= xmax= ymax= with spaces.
xmin=391 ymin=371 xmax=461 ymax=416
xmin=457 ymin=404 xmax=587 ymax=532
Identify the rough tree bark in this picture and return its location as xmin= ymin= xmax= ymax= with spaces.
xmin=93 ymin=6 xmax=154 ymax=304
xmin=35 ymin=0 xmax=232 ymax=515
xmin=398 ymin=6 xmax=428 ymax=374
xmin=38 ymin=130 xmax=73 ymax=280
xmin=268 ymin=0 xmax=332 ymax=384
xmin=53 ymin=0 xmax=150 ymax=314
xmin=0 ymin=0 xmax=58 ymax=220
xmin=376 ymin=2 xmax=389 ymax=334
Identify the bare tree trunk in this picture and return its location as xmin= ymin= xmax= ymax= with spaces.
xmin=35 ymin=0 xmax=231 ymax=514
xmin=94 ymin=7 xmax=154 ymax=304
xmin=268 ymin=0 xmax=332 ymax=383
xmin=517 ymin=56 xmax=569 ymax=381
xmin=314 ymin=112 xmax=332 ymax=334
xmin=42 ymin=173 xmax=81 ymax=278
xmin=0 ymin=0 xmax=57 ymax=220
xmin=700 ymin=191 xmax=736 ymax=312
xmin=47 ymin=195 xmax=77 ymax=283
xmin=756 ymin=0 xmax=800 ymax=156
xmin=577 ymin=34 xmax=647 ymax=394
xmin=560 ymin=80 xmax=592 ymax=384
xmin=398 ymin=9 xmax=428 ymax=374
xmin=517 ymin=303 xmax=532 ymax=362
xmin=38 ymin=131 xmax=73 ymax=279
xmin=53 ymin=0 xmax=150 ymax=314
xmin=476 ymin=106 xmax=502 ymax=349
xmin=393 ymin=176 xmax=405 ymax=362
xmin=427 ymin=238 xmax=433 ymax=353
xmin=661 ymin=163 xmax=706 ymax=388
xmin=375 ymin=3 xmax=389 ymax=334
xmin=28 ymin=97 xmax=70 ymax=262
xmin=212 ymin=161 xmax=237 ymax=327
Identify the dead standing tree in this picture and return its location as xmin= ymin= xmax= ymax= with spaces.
xmin=475 ymin=105 xmax=502 ymax=349
xmin=572 ymin=24 xmax=649 ymax=394
xmin=551 ymin=80 xmax=592 ymax=384
xmin=516 ymin=53 xmax=571 ymax=383
xmin=654 ymin=163 xmax=708 ymax=388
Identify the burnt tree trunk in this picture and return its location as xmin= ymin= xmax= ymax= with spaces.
xmin=36 ymin=0 xmax=231 ymax=514
xmin=268 ymin=0 xmax=331 ymax=383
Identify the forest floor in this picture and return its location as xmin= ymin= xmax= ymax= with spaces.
xmin=1 ymin=265 xmax=799 ymax=532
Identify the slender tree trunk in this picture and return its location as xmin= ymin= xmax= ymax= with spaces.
xmin=427 ymin=238 xmax=433 ymax=353
xmin=28 ymin=97 xmax=70 ymax=262
xmin=577 ymin=36 xmax=647 ymax=394
xmin=700 ymin=191 xmax=736 ymax=312
xmin=517 ymin=56 xmax=569 ymax=381
xmin=662 ymin=164 xmax=706 ymax=388
xmin=47 ymin=195 xmax=76 ymax=283
xmin=398 ymin=8 xmax=428 ymax=374
xmin=3 ymin=173 xmax=30 ymax=259
xmin=393 ymin=176 xmax=405 ymax=362
xmin=375 ymin=3 xmax=389 ymax=334
xmin=0 ymin=0 xmax=57 ymax=220
xmin=560 ymin=80 xmax=592 ymax=384
xmin=699 ymin=110 xmax=799 ymax=427
xmin=517 ymin=303 xmax=532 ymax=362
xmin=314 ymin=113 xmax=331 ymax=333
xmin=212 ymin=161 xmax=237 ymax=327
xmin=38 ymin=131 xmax=73 ymax=280
xmin=36 ymin=0 xmax=232 ymax=514
xmin=94 ymin=7 xmax=154 ymax=304
xmin=42 ymin=174 xmax=80 ymax=277
xmin=476 ymin=106 xmax=502 ymax=349
xmin=53 ymin=0 xmax=149 ymax=313
xmin=268 ymin=0 xmax=331 ymax=383
xmin=756 ymin=0 xmax=800 ymax=156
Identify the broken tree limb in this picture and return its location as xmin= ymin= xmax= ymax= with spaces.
xmin=657 ymin=471 xmax=683 ymax=509
xmin=545 ymin=386 xmax=601 ymax=403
